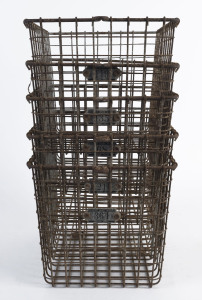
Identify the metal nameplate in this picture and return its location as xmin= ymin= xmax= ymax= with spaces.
xmin=83 ymin=65 xmax=122 ymax=81
xmin=84 ymin=141 xmax=118 ymax=157
xmin=84 ymin=108 xmax=120 ymax=126
xmin=87 ymin=208 xmax=116 ymax=223
xmin=85 ymin=179 xmax=121 ymax=194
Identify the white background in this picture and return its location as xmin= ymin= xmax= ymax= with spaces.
xmin=0 ymin=0 xmax=201 ymax=299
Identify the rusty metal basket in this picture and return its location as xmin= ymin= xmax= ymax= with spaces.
xmin=24 ymin=16 xmax=179 ymax=287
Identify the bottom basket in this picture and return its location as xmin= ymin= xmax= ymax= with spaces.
xmin=28 ymin=154 xmax=176 ymax=287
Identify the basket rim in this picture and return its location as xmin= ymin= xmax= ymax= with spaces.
xmin=24 ymin=17 xmax=180 ymax=27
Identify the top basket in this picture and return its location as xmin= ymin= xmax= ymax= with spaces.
xmin=24 ymin=17 xmax=179 ymax=63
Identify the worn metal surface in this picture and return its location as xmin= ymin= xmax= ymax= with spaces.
xmin=25 ymin=16 xmax=179 ymax=287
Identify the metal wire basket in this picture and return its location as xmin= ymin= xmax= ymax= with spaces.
xmin=24 ymin=16 xmax=179 ymax=287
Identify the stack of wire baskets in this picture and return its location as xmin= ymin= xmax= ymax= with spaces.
xmin=24 ymin=16 xmax=179 ymax=287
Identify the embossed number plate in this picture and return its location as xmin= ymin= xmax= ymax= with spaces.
xmin=85 ymin=179 xmax=122 ymax=194
xmin=87 ymin=208 xmax=116 ymax=223
xmin=84 ymin=108 xmax=120 ymax=125
xmin=83 ymin=65 xmax=122 ymax=81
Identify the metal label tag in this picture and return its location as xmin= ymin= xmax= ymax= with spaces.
xmin=83 ymin=65 xmax=122 ymax=81
xmin=84 ymin=108 xmax=120 ymax=126
xmin=88 ymin=208 xmax=116 ymax=223
xmin=85 ymin=179 xmax=122 ymax=194
xmin=84 ymin=141 xmax=117 ymax=157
